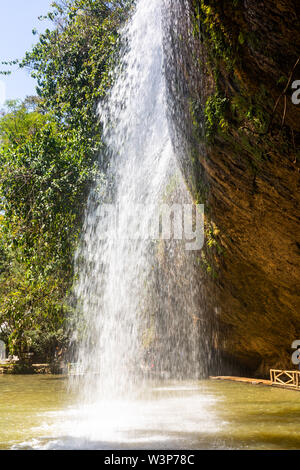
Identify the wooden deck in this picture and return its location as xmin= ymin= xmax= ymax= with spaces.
xmin=210 ymin=370 xmax=300 ymax=391
xmin=210 ymin=375 xmax=271 ymax=386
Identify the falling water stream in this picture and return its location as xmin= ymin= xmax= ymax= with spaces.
xmin=73 ymin=0 xmax=204 ymax=401
xmin=64 ymin=0 xmax=212 ymax=446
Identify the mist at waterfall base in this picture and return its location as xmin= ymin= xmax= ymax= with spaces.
xmin=35 ymin=0 xmax=221 ymax=449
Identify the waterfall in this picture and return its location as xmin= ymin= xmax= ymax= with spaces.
xmin=72 ymin=0 xmax=205 ymax=406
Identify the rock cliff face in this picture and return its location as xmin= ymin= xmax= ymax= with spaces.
xmin=165 ymin=0 xmax=300 ymax=375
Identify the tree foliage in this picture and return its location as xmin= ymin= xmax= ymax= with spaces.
xmin=0 ymin=0 xmax=131 ymax=361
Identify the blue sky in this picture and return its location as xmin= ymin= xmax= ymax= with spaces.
xmin=0 ymin=0 xmax=53 ymax=106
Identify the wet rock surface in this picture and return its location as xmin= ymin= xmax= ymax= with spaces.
xmin=165 ymin=0 xmax=300 ymax=374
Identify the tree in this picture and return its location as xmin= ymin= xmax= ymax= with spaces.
xmin=0 ymin=0 xmax=132 ymax=363
xmin=0 ymin=101 xmax=96 ymax=359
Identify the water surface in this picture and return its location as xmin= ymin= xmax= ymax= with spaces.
xmin=1 ymin=375 xmax=300 ymax=450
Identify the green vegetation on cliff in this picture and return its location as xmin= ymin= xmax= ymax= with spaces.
xmin=186 ymin=0 xmax=300 ymax=373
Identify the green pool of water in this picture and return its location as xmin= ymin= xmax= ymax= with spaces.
xmin=1 ymin=375 xmax=300 ymax=449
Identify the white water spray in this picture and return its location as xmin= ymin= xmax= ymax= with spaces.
xmin=73 ymin=0 xmax=204 ymax=406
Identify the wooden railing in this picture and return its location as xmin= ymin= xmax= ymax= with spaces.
xmin=270 ymin=369 xmax=300 ymax=388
